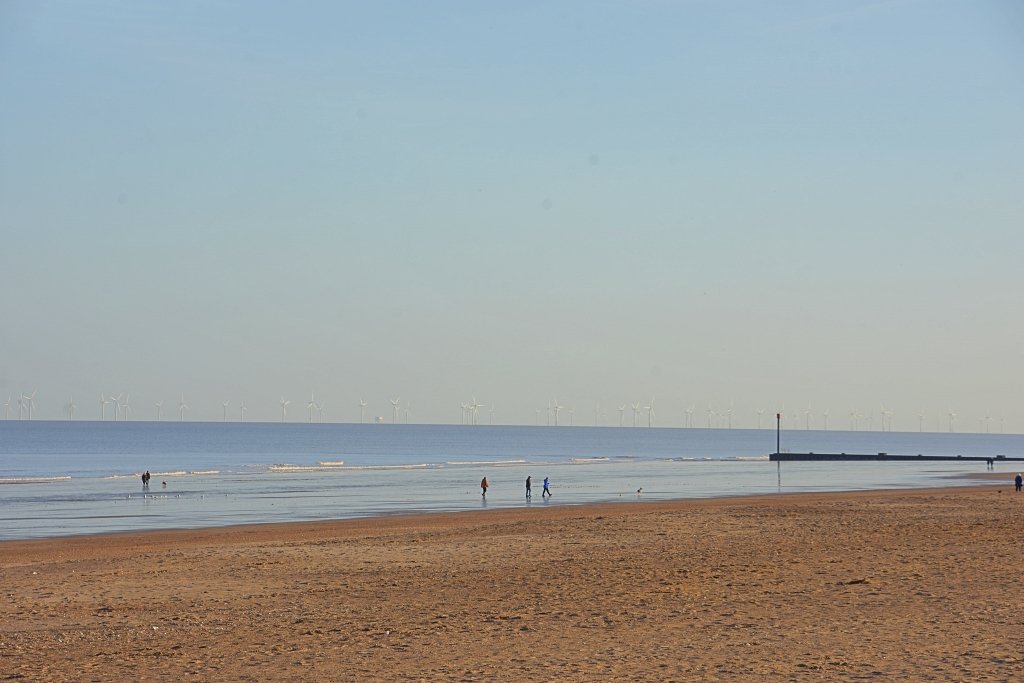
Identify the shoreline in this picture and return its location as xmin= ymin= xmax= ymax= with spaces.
xmin=0 ymin=477 xmax=1003 ymax=549
xmin=0 ymin=477 xmax=1008 ymax=549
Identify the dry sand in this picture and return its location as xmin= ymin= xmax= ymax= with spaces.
xmin=2 ymin=485 xmax=1023 ymax=681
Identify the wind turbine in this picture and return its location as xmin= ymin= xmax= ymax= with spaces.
xmin=617 ymin=405 xmax=626 ymax=427
xmin=2 ymin=396 xmax=10 ymax=420
xmin=66 ymin=395 xmax=77 ymax=421
xmin=404 ymin=401 xmax=411 ymax=424
xmin=307 ymin=392 xmax=317 ymax=424
xmin=390 ymin=397 xmax=400 ymax=424
xmin=120 ymin=395 xmax=131 ymax=421
xmin=359 ymin=399 xmax=367 ymax=424
xmin=804 ymin=403 xmax=812 ymax=431
xmin=471 ymin=397 xmax=485 ymax=425
xmin=23 ymin=390 xmax=37 ymax=420
xmin=568 ymin=406 xmax=575 ymax=426
xmin=631 ymin=401 xmax=641 ymax=428
xmin=947 ymin=409 xmax=957 ymax=433
xmin=645 ymin=398 xmax=655 ymax=428
xmin=918 ymin=409 xmax=925 ymax=433
xmin=822 ymin=409 xmax=829 ymax=431
xmin=222 ymin=400 xmax=230 ymax=423
xmin=685 ymin=405 xmax=695 ymax=428
xmin=849 ymin=409 xmax=857 ymax=431
xmin=155 ymin=401 xmax=164 ymax=421
xmin=319 ymin=401 xmax=327 ymax=423
xmin=724 ymin=400 xmax=733 ymax=429
xmin=706 ymin=402 xmax=715 ymax=429
xmin=552 ymin=399 xmax=563 ymax=427
xmin=279 ymin=396 xmax=290 ymax=422
xmin=240 ymin=401 xmax=247 ymax=422
xmin=755 ymin=408 xmax=765 ymax=429
xmin=460 ymin=402 xmax=470 ymax=425
xmin=108 ymin=393 xmax=123 ymax=421
xmin=100 ymin=394 xmax=109 ymax=421
xmin=17 ymin=395 xmax=24 ymax=420
xmin=179 ymin=394 xmax=189 ymax=422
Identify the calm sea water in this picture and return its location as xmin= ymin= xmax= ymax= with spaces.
xmin=0 ymin=421 xmax=1018 ymax=540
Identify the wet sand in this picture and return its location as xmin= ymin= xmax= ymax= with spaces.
xmin=2 ymin=485 xmax=1023 ymax=681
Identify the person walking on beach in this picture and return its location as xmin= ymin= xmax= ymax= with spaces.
xmin=1015 ymin=473 xmax=1022 ymax=492
xmin=525 ymin=476 xmax=532 ymax=499
xmin=481 ymin=477 xmax=489 ymax=497
xmin=542 ymin=476 xmax=551 ymax=498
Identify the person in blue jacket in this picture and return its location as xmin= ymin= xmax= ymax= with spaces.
xmin=542 ymin=476 xmax=551 ymax=498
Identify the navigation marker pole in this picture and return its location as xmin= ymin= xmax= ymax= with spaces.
xmin=776 ymin=412 xmax=782 ymax=488
xmin=776 ymin=412 xmax=781 ymax=457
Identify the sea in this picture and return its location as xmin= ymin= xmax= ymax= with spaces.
xmin=1 ymin=421 xmax=1019 ymax=540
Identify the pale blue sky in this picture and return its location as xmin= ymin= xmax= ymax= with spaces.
xmin=1 ymin=1 xmax=1022 ymax=428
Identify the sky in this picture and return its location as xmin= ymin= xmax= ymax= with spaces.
xmin=1 ymin=0 xmax=1022 ymax=429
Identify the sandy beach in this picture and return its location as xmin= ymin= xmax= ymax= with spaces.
xmin=2 ymin=485 xmax=1023 ymax=681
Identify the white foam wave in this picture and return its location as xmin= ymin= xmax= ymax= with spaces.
xmin=271 ymin=463 xmax=435 ymax=472
xmin=105 ymin=470 xmax=220 ymax=480
xmin=0 ymin=476 xmax=72 ymax=485
xmin=270 ymin=464 xmax=331 ymax=472
xmin=317 ymin=460 xmax=346 ymax=466
xmin=336 ymin=463 xmax=436 ymax=471
xmin=445 ymin=459 xmax=527 ymax=466
xmin=570 ymin=457 xmax=611 ymax=464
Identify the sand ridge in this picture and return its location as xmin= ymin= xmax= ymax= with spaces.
xmin=2 ymin=486 xmax=1023 ymax=681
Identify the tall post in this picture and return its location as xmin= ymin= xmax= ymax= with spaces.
xmin=776 ymin=411 xmax=782 ymax=484
xmin=776 ymin=412 xmax=781 ymax=455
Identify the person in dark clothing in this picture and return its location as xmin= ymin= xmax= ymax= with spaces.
xmin=525 ymin=476 xmax=532 ymax=499
xmin=1015 ymin=473 xmax=1022 ymax=492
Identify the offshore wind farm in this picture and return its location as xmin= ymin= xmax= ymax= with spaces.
xmin=0 ymin=389 xmax=1016 ymax=435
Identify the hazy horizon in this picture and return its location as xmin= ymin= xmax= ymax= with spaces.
xmin=2 ymin=2 xmax=1021 ymax=430
xmin=0 ymin=390 xmax=1010 ymax=434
